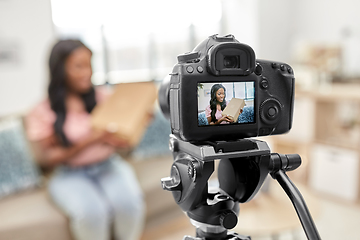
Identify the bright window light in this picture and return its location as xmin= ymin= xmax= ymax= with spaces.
xmin=51 ymin=0 xmax=102 ymax=28
xmin=51 ymin=0 xmax=223 ymax=83
xmin=51 ymin=0 xmax=222 ymax=33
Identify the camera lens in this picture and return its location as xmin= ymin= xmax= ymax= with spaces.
xmin=223 ymin=56 xmax=239 ymax=68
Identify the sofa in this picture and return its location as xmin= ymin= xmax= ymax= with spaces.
xmin=198 ymin=105 xmax=254 ymax=126
xmin=0 ymin=111 xmax=176 ymax=240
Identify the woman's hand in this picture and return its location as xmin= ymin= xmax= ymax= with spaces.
xmin=91 ymin=129 xmax=130 ymax=149
xmin=90 ymin=130 xmax=130 ymax=148
xmin=219 ymin=115 xmax=234 ymax=123
xmin=87 ymin=129 xmax=109 ymax=144
xmin=209 ymin=115 xmax=234 ymax=125
xmin=102 ymin=132 xmax=130 ymax=149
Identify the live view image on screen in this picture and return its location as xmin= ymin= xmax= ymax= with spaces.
xmin=197 ymin=82 xmax=255 ymax=126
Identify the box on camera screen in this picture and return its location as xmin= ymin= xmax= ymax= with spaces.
xmin=221 ymin=98 xmax=245 ymax=122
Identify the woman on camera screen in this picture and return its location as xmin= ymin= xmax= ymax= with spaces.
xmin=205 ymin=84 xmax=243 ymax=125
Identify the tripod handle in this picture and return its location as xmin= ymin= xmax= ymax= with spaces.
xmin=270 ymin=153 xmax=321 ymax=239
xmin=273 ymin=169 xmax=321 ymax=240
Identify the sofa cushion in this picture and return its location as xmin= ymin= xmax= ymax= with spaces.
xmin=0 ymin=188 xmax=72 ymax=240
xmin=198 ymin=105 xmax=254 ymax=126
xmin=131 ymin=110 xmax=171 ymax=160
xmin=0 ymin=116 xmax=42 ymax=199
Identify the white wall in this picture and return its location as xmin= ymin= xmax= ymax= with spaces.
xmin=291 ymin=0 xmax=360 ymax=76
xmin=291 ymin=0 xmax=359 ymax=44
xmin=256 ymin=0 xmax=360 ymax=70
xmin=257 ymin=0 xmax=294 ymax=62
xmin=0 ymin=0 xmax=54 ymax=117
xmin=220 ymin=0 xmax=259 ymax=52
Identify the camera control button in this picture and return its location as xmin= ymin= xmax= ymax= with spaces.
xmin=280 ymin=64 xmax=285 ymax=71
xmin=260 ymin=98 xmax=282 ymax=125
xmin=271 ymin=63 xmax=278 ymax=69
xmin=197 ymin=66 xmax=204 ymax=73
xmin=268 ymin=107 xmax=277 ymax=117
xmin=288 ymin=67 xmax=293 ymax=74
xmin=260 ymin=77 xmax=269 ymax=89
xmin=186 ymin=66 xmax=194 ymax=73
xmin=255 ymin=63 xmax=263 ymax=75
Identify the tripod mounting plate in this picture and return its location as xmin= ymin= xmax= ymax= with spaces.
xmin=169 ymin=134 xmax=271 ymax=161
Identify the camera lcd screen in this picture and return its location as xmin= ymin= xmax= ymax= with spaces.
xmin=197 ymin=82 xmax=255 ymax=126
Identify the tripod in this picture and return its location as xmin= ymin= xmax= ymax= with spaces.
xmin=161 ymin=135 xmax=321 ymax=240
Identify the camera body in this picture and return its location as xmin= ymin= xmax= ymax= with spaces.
xmin=159 ymin=34 xmax=295 ymax=142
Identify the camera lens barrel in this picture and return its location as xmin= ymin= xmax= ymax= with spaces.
xmin=158 ymin=75 xmax=171 ymax=120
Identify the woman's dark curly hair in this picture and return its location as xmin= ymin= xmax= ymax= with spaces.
xmin=209 ymin=84 xmax=227 ymax=123
xmin=48 ymin=40 xmax=96 ymax=147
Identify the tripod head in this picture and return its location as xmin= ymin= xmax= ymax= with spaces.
xmin=161 ymin=135 xmax=320 ymax=240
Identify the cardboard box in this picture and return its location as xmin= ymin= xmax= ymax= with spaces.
xmin=221 ymin=98 xmax=245 ymax=122
xmin=91 ymin=82 xmax=157 ymax=147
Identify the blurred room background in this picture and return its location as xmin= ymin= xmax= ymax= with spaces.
xmin=1 ymin=0 xmax=360 ymax=239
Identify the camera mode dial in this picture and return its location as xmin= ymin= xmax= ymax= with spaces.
xmin=260 ymin=98 xmax=282 ymax=125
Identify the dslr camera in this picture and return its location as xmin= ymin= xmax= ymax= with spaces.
xmin=159 ymin=35 xmax=321 ymax=240
xmin=159 ymin=34 xmax=295 ymax=142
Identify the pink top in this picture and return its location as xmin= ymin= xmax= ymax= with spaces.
xmin=25 ymin=87 xmax=115 ymax=167
xmin=205 ymin=103 xmax=230 ymax=124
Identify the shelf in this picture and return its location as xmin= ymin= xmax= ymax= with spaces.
xmin=296 ymin=83 xmax=360 ymax=101
xmin=273 ymin=83 xmax=360 ymax=202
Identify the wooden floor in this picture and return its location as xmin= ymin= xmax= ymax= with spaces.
xmin=140 ymin=207 xmax=194 ymax=240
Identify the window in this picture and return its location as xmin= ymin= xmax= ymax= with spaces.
xmin=50 ymin=0 xmax=222 ymax=85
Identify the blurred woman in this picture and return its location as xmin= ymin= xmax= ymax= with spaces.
xmin=25 ymin=40 xmax=144 ymax=240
